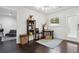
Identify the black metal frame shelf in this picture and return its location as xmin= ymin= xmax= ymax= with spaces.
xmin=27 ymin=20 xmax=37 ymax=40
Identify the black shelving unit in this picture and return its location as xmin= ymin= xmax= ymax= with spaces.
xmin=27 ymin=20 xmax=36 ymax=40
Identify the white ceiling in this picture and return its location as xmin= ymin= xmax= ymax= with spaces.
xmin=0 ymin=6 xmax=16 ymax=16
xmin=24 ymin=6 xmax=74 ymax=14
xmin=0 ymin=6 xmax=76 ymax=16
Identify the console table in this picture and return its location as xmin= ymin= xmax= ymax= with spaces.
xmin=42 ymin=30 xmax=54 ymax=39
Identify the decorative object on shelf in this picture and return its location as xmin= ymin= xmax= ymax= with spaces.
xmin=28 ymin=15 xmax=34 ymax=20
xmin=51 ymin=17 xmax=59 ymax=24
xmin=43 ymin=22 xmax=48 ymax=31
xmin=29 ymin=32 xmax=33 ymax=36
xmin=44 ymin=25 xmax=48 ymax=30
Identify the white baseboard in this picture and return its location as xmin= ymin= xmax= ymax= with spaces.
xmin=2 ymin=37 xmax=16 ymax=41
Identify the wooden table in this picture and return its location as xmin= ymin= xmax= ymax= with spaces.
xmin=42 ymin=30 xmax=54 ymax=39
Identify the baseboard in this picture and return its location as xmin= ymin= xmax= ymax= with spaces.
xmin=2 ymin=37 xmax=16 ymax=41
xmin=64 ymin=40 xmax=79 ymax=44
xmin=2 ymin=39 xmax=16 ymax=42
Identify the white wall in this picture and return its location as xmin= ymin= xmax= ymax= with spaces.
xmin=16 ymin=7 xmax=79 ymax=43
xmin=47 ymin=7 xmax=79 ymax=39
xmin=0 ymin=15 xmax=16 ymax=36
xmin=17 ymin=7 xmax=47 ymax=43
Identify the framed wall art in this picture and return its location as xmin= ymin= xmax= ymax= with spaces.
xmin=50 ymin=17 xmax=59 ymax=24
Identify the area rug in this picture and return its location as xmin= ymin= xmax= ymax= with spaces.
xmin=36 ymin=39 xmax=63 ymax=49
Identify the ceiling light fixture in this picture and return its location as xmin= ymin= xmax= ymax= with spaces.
xmin=35 ymin=6 xmax=61 ymax=12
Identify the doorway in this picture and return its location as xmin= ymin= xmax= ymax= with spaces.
xmin=0 ymin=7 xmax=17 ymax=43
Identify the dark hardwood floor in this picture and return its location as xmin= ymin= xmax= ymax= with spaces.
xmin=0 ymin=39 xmax=79 ymax=53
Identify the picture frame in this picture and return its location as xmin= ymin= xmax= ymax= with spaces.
xmin=50 ymin=17 xmax=59 ymax=24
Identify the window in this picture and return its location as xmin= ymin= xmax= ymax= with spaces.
xmin=50 ymin=17 xmax=59 ymax=24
